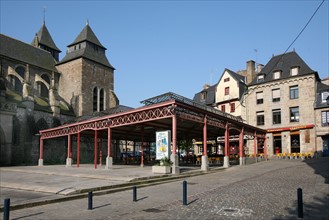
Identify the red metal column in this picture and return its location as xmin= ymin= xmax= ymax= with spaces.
xmin=94 ymin=130 xmax=98 ymax=169
xmin=225 ymin=122 xmax=229 ymax=156
xmin=239 ymin=127 xmax=244 ymax=157
xmin=39 ymin=137 xmax=43 ymax=160
xmin=125 ymin=139 xmax=128 ymax=165
xmin=68 ymin=134 xmax=71 ymax=159
xmin=203 ymin=115 xmax=207 ymax=156
xmin=264 ymin=136 xmax=267 ymax=159
xmin=107 ymin=128 xmax=111 ymax=157
xmin=254 ymin=130 xmax=257 ymax=157
xmin=141 ymin=127 xmax=144 ymax=167
xmin=77 ymin=132 xmax=80 ymax=167
xmin=172 ymin=114 xmax=177 ymax=156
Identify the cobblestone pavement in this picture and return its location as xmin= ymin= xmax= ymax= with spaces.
xmin=5 ymin=158 xmax=329 ymax=220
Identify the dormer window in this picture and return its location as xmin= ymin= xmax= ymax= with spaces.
xmin=273 ymin=71 xmax=281 ymax=79
xmin=201 ymin=91 xmax=207 ymax=100
xmin=257 ymin=74 xmax=264 ymax=83
xmin=291 ymin=67 xmax=299 ymax=76
xmin=322 ymin=91 xmax=329 ymax=103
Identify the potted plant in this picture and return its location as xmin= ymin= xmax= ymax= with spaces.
xmin=152 ymin=157 xmax=173 ymax=174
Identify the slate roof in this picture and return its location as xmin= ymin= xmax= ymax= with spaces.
xmin=193 ymin=84 xmax=216 ymax=106
xmin=193 ymin=68 xmax=247 ymax=105
xmin=249 ymin=51 xmax=316 ymax=86
xmin=58 ymin=24 xmax=114 ymax=69
xmin=315 ymin=82 xmax=329 ymax=109
xmin=58 ymin=46 xmax=114 ymax=69
xmin=0 ymin=34 xmax=58 ymax=73
xmin=220 ymin=68 xmax=246 ymax=84
xmin=32 ymin=22 xmax=61 ymax=52
xmin=68 ymin=24 xmax=105 ymax=49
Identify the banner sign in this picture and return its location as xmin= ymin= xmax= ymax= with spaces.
xmin=156 ymin=131 xmax=171 ymax=160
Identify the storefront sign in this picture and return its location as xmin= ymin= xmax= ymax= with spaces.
xmin=267 ymin=124 xmax=314 ymax=133
xmin=156 ymin=131 xmax=171 ymax=160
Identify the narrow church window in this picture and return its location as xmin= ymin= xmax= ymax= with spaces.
xmin=13 ymin=66 xmax=25 ymax=94
xmin=40 ymin=74 xmax=50 ymax=99
xmin=100 ymin=89 xmax=104 ymax=111
xmin=93 ymin=87 xmax=98 ymax=112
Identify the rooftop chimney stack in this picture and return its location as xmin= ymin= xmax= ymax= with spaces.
xmin=246 ymin=60 xmax=256 ymax=84
xmin=257 ymin=64 xmax=264 ymax=73
xmin=203 ymin=84 xmax=210 ymax=90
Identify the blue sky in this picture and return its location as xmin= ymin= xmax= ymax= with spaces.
xmin=1 ymin=0 xmax=328 ymax=108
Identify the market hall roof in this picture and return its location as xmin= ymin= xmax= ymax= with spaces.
xmin=39 ymin=92 xmax=266 ymax=142
xmin=0 ymin=34 xmax=58 ymax=73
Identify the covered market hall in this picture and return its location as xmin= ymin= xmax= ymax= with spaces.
xmin=38 ymin=92 xmax=267 ymax=173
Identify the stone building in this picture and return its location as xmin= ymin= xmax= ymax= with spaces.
xmin=193 ymin=51 xmax=328 ymax=157
xmin=193 ymin=64 xmax=251 ymax=155
xmin=245 ymin=51 xmax=325 ymax=156
xmin=314 ymin=80 xmax=329 ymax=156
xmin=0 ymin=22 xmax=119 ymax=165
xmin=193 ymin=65 xmax=251 ymax=120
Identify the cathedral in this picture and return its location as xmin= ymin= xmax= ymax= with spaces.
xmin=0 ymin=22 xmax=121 ymax=165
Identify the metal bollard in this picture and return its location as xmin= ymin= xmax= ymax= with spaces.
xmin=3 ymin=198 xmax=10 ymax=220
xmin=183 ymin=180 xmax=187 ymax=206
xmin=297 ymin=188 xmax=303 ymax=218
xmin=133 ymin=186 xmax=137 ymax=202
xmin=88 ymin=191 xmax=93 ymax=210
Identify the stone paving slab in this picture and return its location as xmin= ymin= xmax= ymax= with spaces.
xmin=0 ymin=165 xmax=167 ymax=195
xmin=1 ymin=158 xmax=328 ymax=219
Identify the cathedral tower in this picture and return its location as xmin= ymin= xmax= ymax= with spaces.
xmin=56 ymin=23 xmax=119 ymax=117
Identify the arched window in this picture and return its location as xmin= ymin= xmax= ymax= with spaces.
xmin=100 ymin=89 xmax=104 ymax=111
xmin=16 ymin=66 xmax=25 ymax=78
xmin=93 ymin=87 xmax=98 ymax=112
xmin=13 ymin=66 xmax=25 ymax=94
xmin=40 ymin=74 xmax=50 ymax=99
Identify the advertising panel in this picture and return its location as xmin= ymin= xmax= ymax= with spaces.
xmin=156 ymin=131 xmax=171 ymax=160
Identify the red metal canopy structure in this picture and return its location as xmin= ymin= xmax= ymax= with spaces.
xmin=38 ymin=92 xmax=266 ymax=172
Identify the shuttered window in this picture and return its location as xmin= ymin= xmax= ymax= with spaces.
xmin=256 ymin=92 xmax=263 ymax=104
xmin=272 ymin=89 xmax=280 ymax=102
xmin=257 ymin=111 xmax=265 ymax=126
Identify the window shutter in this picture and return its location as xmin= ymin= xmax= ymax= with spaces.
xmin=256 ymin=92 xmax=263 ymax=99
xmin=272 ymin=89 xmax=280 ymax=98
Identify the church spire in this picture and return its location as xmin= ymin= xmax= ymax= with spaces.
xmin=31 ymin=22 xmax=61 ymax=61
xmin=43 ymin=6 xmax=46 ymax=25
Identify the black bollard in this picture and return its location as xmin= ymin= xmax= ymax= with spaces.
xmin=297 ymin=188 xmax=303 ymax=218
xmin=88 ymin=191 xmax=93 ymax=210
xmin=183 ymin=180 xmax=187 ymax=206
xmin=3 ymin=198 xmax=10 ymax=220
xmin=133 ymin=186 xmax=137 ymax=202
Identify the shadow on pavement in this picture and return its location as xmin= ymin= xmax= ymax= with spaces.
xmin=12 ymin=212 xmax=44 ymax=220
xmin=273 ymin=157 xmax=329 ymax=220
xmin=303 ymin=157 xmax=329 ymax=184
